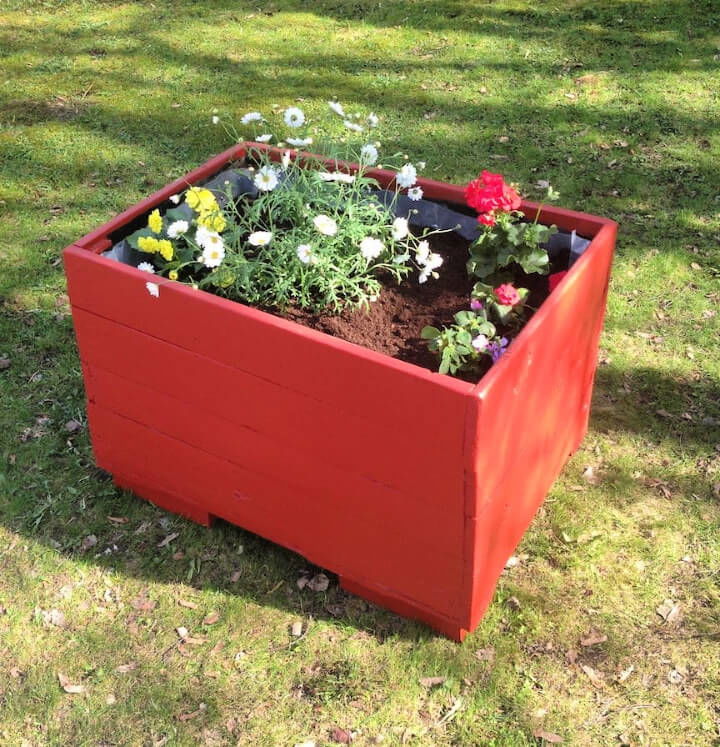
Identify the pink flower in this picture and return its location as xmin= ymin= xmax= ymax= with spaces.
xmin=470 ymin=298 xmax=484 ymax=311
xmin=494 ymin=283 xmax=521 ymax=306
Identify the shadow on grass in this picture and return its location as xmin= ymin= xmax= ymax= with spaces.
xmin=1 ymin=0 xmax=718 ymax=308
xmin=1 ymin=306 xmax=718 ymax=644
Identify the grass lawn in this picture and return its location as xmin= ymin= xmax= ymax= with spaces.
xmin=1 ymin=0 xmax=719 ymax=743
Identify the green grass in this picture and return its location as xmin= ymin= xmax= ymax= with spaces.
xmin=1 ymin=0 xmax=719 ymax=743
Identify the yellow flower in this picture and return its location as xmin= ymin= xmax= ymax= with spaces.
xmin=198 ymin=211 xmax=226 ymax=233
xmin=138 ymin=236 xmax=159 ymax=253
xmin=148 ymin=209 xmax=162 ymax=234
xmin=185 ymin=187 xmax=217 ymax=213
xmin=169 ymin=270 xmax=178 ymax=281
xmin=158 ymin=240 xmax=174 ymax=261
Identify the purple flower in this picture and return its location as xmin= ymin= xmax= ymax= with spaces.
xmin=488 ymin=337 xmax=509 ymax=362
xmin=470 ymin=298 xmax=484 ymax=312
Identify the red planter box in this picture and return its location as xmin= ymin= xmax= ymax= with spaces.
xmin=63 ymin=144 xmax=616 ymax=640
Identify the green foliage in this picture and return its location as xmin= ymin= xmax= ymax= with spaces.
xmin=422 ymin=309 xmax=498 ymax=375
xmin=471 ymin=281 xmax=529 ymax=326
xmin=467 ymin=213 xmax=557 ymax=279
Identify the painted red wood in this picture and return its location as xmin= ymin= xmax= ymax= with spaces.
xmin=463 ymin=221 xmax=616 ymax=632
xmin=63 ymin=145 xmax=616 ymax=640
xmin=89 ymin=404 xmax=463 ymax=617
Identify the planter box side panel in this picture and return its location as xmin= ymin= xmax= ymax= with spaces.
xmin=65 ymin=248 xmax=472 ymax=624
xmin=465 ymin=223 xmax=616 ymax=628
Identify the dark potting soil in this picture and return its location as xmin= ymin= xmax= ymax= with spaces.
xmin=279 ymin=231 xmax=563 ymax=381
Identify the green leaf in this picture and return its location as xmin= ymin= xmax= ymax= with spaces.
xmin=456 ymin=330 xmax=472 ymax=346
xmin=165 ymin=206 xmax=190 ymax=223
xmin=472 ymin=281 xmax=494 ymax=297
xmin=421 ymin=326 xmax=440 ymax=340
xmin=520 ymin=247 xmax=550 ymax=275
xmin=493 ymin=304 xmax=513 ymax=325
xmin=454 ymin=311 xmax=475 ymax=326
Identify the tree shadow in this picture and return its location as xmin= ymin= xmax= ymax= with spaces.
xmin=1 ymin=303 xmax=718 ymax=646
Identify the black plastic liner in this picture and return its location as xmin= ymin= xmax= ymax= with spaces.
xmin=103 ymin=168 xmax=591 ymax=268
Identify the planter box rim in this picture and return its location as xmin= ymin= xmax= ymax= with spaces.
xmin=66 ymin=143 xmax=617 ymax=396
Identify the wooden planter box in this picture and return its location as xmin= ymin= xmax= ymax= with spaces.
xmin=63 ymin=144 xmax=616 ymax=640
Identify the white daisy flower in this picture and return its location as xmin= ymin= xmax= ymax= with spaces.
xmin=415 ymin=239 xmax=430 ymax=263
xmin=313 ymin=214 xmax=338 ymax=236
xmin=201 ymin=244 xmax=225 ymax=268
xmin=318 ymin=171 xmax=355 ymax=184
xmin=284 ymin=107 xmax=305 ymax=128
xmin=195 ymin=226 xmax=224 ymax=251
xmin=167 ymin=220 xmax=189 ymax=238
xmin=248 ymin=231 xmax=273 ymax=247
xmin=426 ymin=252 xmax=443 ymax=270
xmin=286 ymin=137 xmax=313 ymax=147
xmin=407 ymin=186 xmax=424 ymax=201
xmin=146 ymin=281 xmax=160 ymax=297
xmin=343 ymin=120 xmax=364 ymax=133
xmin=391 ymin=217 xmax=409 ymax=240
xmin=241 ymin=111 xmax=263 ymax=124
xmin=359 ymin=236 xmax=384 ymax=260
xmin=212 ymin=115 xmax=220 ymax=125
xmin=367 ymin=112 xmax=379 ymax=128
xmin=328 ymin=100 xmax=345 ymax=117
xmin=254 ymin=165 xmax=279 ymax=191
xmin=360 ymin=144 xmax=378 ymax=165
xmin=137 ymin=262 xmax=155 ymax=274
xmin=396 ymin=163 xmax=417 ymax=189
xmin=418 ymin=251 xmax=443 ymax=283
xmin=169 ymin=193 xmax=181 ymax=205
xmin=255 ymin=133 xmax=273 ymax=143
xmin=296 ymin=244 xmax=314 ymax=264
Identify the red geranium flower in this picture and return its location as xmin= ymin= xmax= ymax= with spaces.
xmin=465 ymin=170 xmax=521 ymax=223
xmin=494 ymin=283 xmax=522 ymax=306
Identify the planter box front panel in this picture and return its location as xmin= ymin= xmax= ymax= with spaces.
xmin=88 ymin=405 xmax=462 ymax=615
xmin=65 ymin=248 xmax=472 ymax=625
xmin=64 ymin=146 xmax=616 ymax=639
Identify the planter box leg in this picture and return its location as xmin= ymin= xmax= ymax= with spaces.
xmin=339 ymin=576 xmax=468 ymax=642
xmin=113 ymin=476 xmax=215 ymax=527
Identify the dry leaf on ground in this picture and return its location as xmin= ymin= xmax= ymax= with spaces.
xmin=533 ymin=730 xmax=564 ymax=743
xmin=474 ymin=647 xmax=495 ymax=662
xmin=41 ymin=608 xmax=66 ymax=628
xmin=307 ymin=573 xmax=330 ymax=592
xmin=202 ymin=611 xmax=220 ymax=625
xmin=581 ymin=665 xmax=606 ymax=688
xmin=420 ymin=676 xmax=446 ymax=688
xmin=656 ymin=599 xmax=681 ymax=624
xmin=330 ymin=726 xmax=352 ymax=744
xmin=580 ymin=629 xmax=608 ymax=646
xmin=157 ymin=532 xmax=179 ymax=548
xmin=58 ymin=673 xmax=85 ymax=694
xmin=177 ymin=703 xmax=207 ymax=721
